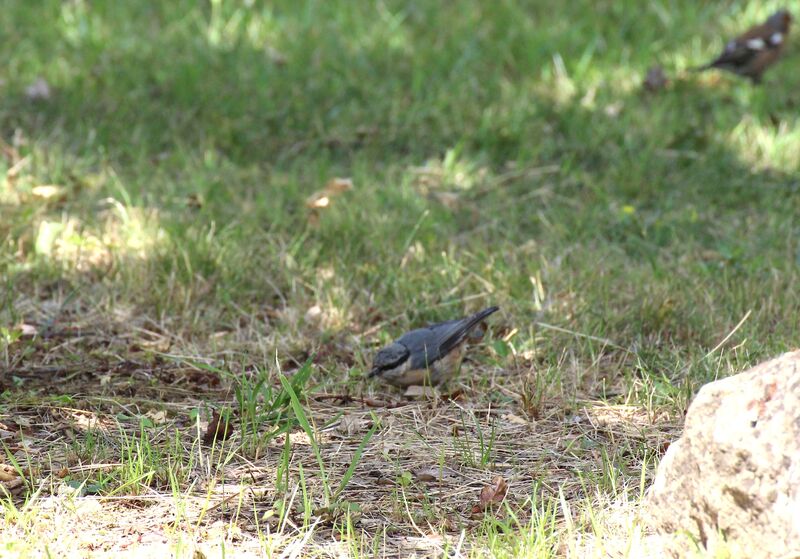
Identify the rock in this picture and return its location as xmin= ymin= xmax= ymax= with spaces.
xmin=645 ymin=351 xmax=800 ymax=558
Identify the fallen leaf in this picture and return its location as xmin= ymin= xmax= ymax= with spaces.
xmin=304 ymin=305 xmax=323 ymax=325
xmin=305 ymin=196 xmax=328 ymax=210
xmin=473 ymin=475 xmax=508 ymax=513
xmin=31 ymin=185 xmax=65 ymax=200
xmin=18 ymin=324 xmax=37 ymax=337
xmin=337 ymin=414 xmax=365 ymax=436
xmin=413 ymin=465 xmax=452 ymax=483
xmin=0 ymin=464 xmax=19 ymax=483
xmin=325 ymin=177 xmax=353 ymax=195
xmin=145 ymin=409 xmax=168 ymax=425
xmin=404 ymin=385 xmax=437 ymax=398
xmin=501 ymin=413 xmax=529 ymax=426
xmin=305 ymin=177 xmax=354 ymax=209
xmin=203 ymin=409 xmax=233 ymax=445
xmin=0 ymin=464 xmax=24 ymax=495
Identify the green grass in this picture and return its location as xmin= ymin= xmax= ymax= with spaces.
xmin=1 ymin=0 xmax=799 ymax=556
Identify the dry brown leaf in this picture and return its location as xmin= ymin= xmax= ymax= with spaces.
xmin=473 ymin=475 xmax=508 ymax=513
xmin=337 ymin=414 xmax=365 ymax=436
xmin=203 ymin=409 xmax=233 ymax=445
xmin=0 ymin=464 xmax=19 ymax=483
xmin=305 ymin=177 xmax=353 ymax=209
xmin=146 ymin=409 xmax=168 ymax=425
xmin=325 ymin=177 xmax=354 ymax=195
xmin=0 ymin=464 xmax=24 ymax=495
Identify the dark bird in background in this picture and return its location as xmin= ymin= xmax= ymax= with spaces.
xmin=694 ymin=9 xmax=792 ymax=83
xmin=368 ymin=306 xmax=499 ymax=387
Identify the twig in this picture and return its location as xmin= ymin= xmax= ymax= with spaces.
xmin=312 ymin=394 xmax=409 ymax=409
xmin=703 ymin=309 xmax=752 ymax=360
xmin=534 ymin=321 xmax=627 ymax=352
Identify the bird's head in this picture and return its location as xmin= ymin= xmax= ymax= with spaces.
xmin=368 ymin=342 xmax=409 ymax=377
xmin=768 ymin=10 xmax=792 ymax=32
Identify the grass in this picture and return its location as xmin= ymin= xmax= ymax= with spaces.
xmin=1 ymin=0 xmax=799 ymax=556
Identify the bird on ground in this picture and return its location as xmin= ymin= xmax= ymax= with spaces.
xmin=368 ymin=306 xmax=499 ymax=387
xmin=694 ymin=9 xmax=792 ymax=83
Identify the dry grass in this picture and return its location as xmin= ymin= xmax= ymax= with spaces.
xmin=0 ymin=292 xmax=682 ymax=558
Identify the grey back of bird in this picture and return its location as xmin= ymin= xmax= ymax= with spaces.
xmin=400 ymin=306 xmax=499 ymax=370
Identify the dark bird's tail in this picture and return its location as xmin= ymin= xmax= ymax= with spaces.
xmin=439 ymin=306 xmax=500 ymax=355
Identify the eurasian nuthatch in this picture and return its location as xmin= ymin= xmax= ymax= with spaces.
xmin=368 ymin=306 xmax=499 ymax=387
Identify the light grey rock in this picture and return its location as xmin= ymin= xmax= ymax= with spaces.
xmin=645 ymin=351 xmax=800 ymax=558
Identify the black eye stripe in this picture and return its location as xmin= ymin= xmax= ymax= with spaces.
xmin=376 ymin=346 xmax=409 ymax=371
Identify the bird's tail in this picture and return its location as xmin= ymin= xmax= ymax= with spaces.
xmin=439 ymin=306 xmax=500 ymax=355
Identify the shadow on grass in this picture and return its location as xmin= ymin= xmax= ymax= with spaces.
xmin=1 ymin=1 xmax=798 ymax=384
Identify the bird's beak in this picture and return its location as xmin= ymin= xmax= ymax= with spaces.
xmin=367 ymin=366 xmax=380 ymax=378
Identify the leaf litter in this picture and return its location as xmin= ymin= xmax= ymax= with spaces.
xmin=0 ymin=293 xmax=682 ymax=556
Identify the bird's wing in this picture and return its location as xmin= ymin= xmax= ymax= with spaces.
xmin=708 ymin=38 xmax=760 ymax=68
xmin=401 ymin=306 xmax=499 ymax=369
xmin=436 ymin=306 xmax=499 ymax=356
xmin=707 ymin=25 xmax=784 ymax=70
xmin=398 ymin=328 xmax=447 ymax=369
